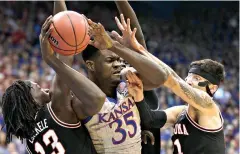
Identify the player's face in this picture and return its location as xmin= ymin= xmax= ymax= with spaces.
xmin=185 ymin=73 xmax=207 ymax=91
xmin=95 ymin=49 xmax=126 ymax=85
xmin=25 ymin=81 xmax=51 ymax=105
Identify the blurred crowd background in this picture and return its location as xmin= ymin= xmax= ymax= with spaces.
xmin=0 ymin=1 xmax=238 ymax=154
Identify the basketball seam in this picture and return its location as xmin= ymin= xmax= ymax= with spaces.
xmin=66 ymin=13 xmax=78 ymax=54
xmin=79 ymin=15 xmax=88 ymax=46
xmin=48 ymin=40 xmax=88 ymax=51
xmin=52 ymin=18 xmax=76 ymax=47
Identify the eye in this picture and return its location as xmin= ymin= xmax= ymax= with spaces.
xmin=194 ymin=76 xmax=201 ymax=81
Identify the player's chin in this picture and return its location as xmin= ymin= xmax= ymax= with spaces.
xmin=111 ymin=75 xmax=121 ymax=84
xmin=41 ymin=91 xmax=51 ymax=104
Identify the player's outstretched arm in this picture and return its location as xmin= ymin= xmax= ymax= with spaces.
xmin=114 ymin=3 xmax=158 ymax=90
xmin=110 ymin=15 xmax=216 ymax=113
xmin=115 ymin=0 xmax=146 ymax=49
xmin=137 ymin=100 xmax=186 ymax=129
xmin=88 ymin=19 xmax=167 ymax=87
xmin=50 ymin=0 xmax=76 ymax=117
xmin=40 ymin=16 xmax=106 ymax=119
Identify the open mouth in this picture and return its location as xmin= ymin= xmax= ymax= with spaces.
xmin=113 ymin=71 xmax=121 ymax=75
xmin=113 ymin=68 xmax=123 ymax=75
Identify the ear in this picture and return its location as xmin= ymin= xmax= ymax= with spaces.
xmin=85 ymin=60 xmax=95 ymax=72
xmin=209 ymin=84 xmax=218 ymax=94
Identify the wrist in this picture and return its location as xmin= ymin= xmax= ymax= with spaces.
xmin=110 ymin=41 xmax=118 ymax=49
xmin=137 ymin=44 xmax=147 ymax=52
xmin=134 ymin=94 xmax=144 ymax=102
xmin=43 ymin=54 xmax=55 ymax=65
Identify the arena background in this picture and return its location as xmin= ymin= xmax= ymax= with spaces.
xmin=0 ymin=1 xmax=238 ymax=154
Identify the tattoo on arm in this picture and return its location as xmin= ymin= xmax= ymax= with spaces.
xmin=179 ymin=81 xmax=213 ymax=108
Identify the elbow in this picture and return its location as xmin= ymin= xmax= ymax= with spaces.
xmin=94 ymin=93 xmax=106 ymax=113
xmin=151 ymin=69 xmax=168 ymax=87
xmin=85 ymin=93 xmax=106 ymax=116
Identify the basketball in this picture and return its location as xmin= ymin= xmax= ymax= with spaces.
xmin=48 ymin=11 xmax=90 ymax=56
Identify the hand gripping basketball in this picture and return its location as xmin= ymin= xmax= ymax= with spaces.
xmin=39 ymin=15 xmax=54 ymax=61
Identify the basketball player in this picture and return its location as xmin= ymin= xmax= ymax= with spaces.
xmin=1 ymin=1 xmax=103 ymax=154
xmin=113 ymin=16 xmax=226 ymax=153
xmin=77 ymin=15 xmax=166 ymax=152
xmin=114 ymin=1 xmax=161 ymax=153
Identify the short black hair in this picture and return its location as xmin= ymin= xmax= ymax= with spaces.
xmin=1 ymin=80 xmax=42 ymax=142
xmin=82 ymin=45 xmax=99 ymax=62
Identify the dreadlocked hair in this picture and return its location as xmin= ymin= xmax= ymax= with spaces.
xmin=1 ymin=80 xmax=42 ymax=142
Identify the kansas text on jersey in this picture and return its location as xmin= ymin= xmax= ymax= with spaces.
xmin=84 ymin=81 xmax=142 ymax=154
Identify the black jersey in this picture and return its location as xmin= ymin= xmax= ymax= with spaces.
xmin=171 ymin=109 xmax=225 ymax=154
xmin=26 ymin=104 xmax=96 ymax=154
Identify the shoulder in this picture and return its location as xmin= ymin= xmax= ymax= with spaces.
xmin=48 ymin=102 xmax=80 ymax=127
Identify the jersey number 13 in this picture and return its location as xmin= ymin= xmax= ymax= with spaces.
xmin=35 ymin=129 xmax=65 ymax=154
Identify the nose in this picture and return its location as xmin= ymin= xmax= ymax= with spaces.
xmin=185 ymin=77 xmax=193 ymax=86
xmin=113 ymin=60 xmax=126 ymax=70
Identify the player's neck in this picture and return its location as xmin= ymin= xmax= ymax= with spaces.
xmin=99 ymin=84 xmax=117 ymax=99
xmin=88 ymin=73 xmax=117 ymax=99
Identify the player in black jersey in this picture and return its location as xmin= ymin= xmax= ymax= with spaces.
xmin=1 ymin=1 xmax=105 ymax=154
xmin=108 ymin=8 xmax=226 ymax=153
xmin=122 ymin=51 xmax=226 ymax=153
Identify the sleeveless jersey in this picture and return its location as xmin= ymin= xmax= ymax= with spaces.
xmin=84 ymin=81 xmax=141 ymax=154
xmin=26 ymin=104 xmax=96 ymax=154
xmin=171 ymin=109 xmax=225 ymax=154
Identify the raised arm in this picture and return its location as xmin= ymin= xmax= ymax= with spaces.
xmin=114 ymin=2 xmax=160 ymax=90
xmin=110 ymin=15 xmax=216 ymax=113
xmin=50 ymin=0 xmax=74 ymax=112
xmin=115 ymin=0 xmax=146 ymax=49
xmin=40 ymin=16 xmax=106 ymax=119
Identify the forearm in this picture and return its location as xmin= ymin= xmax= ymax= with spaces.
xmin=138 ymin=46 xmax=176 ymax=81
xmin=110 ymin=41 xmax=167 ymax=86
xmin=143 ymin=90 xmax=159 ymax=110
xmin=52 ymin=0 xmax=74 ymax=94
xmin=54 ymin=0 xmax=67 ymax=15
xmin=115 ymin=0 xmax=146 ymax=49
xmin=136 ymin=99 xmax=167 ymax=129
xmin=47 ymin=56 xmax=106 ymax=107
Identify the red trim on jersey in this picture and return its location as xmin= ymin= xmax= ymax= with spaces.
xmin=186 ymin=111 xmax=224 ymax=133
xmin=47 ymin=104 xmax=81 ymax=128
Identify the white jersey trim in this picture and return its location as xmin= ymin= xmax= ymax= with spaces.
xmin=47 ymin=104 xmax=81 ymax=128
xmin=26 ymin=144 xmax=32 ymax=154
xmin=186 ymin=110 xmax=224 ymax=133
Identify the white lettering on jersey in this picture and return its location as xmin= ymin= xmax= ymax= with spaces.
xmin=29 ymin=119 xmax=48 ymax=143
xmin=173 ymin=124 xmax=189 ymax=135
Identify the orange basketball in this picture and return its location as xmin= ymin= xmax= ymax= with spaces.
xmin=48 ymin=11 xmax=90 ymax=56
